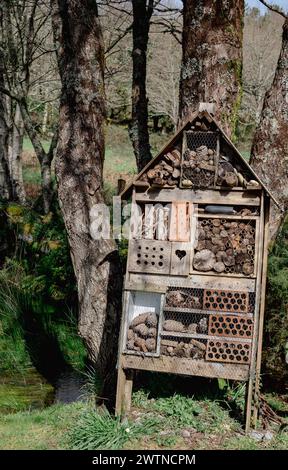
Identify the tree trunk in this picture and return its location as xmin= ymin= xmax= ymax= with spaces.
xmin=9 ymin=104 xmax=26 ymax=204
xmin=51 ymin=0 xmax=122 ymax=380
xmin=179 ymin=0 xmax=244 ymax=138
xmin=250 ymin=17 xmax=288 ymax=238
xmin=0 ymin=97 xmax=11 ymax=200
xmin=0 ymin=51 xmax=12 ymax=200
xmin=129 ymin=0 xmax=153 ymax=171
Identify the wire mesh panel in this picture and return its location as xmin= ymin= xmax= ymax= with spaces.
xmin=194 ymin=218 xmax=256 ymax=276
xmin=206 ymin=339 xmax=251 ymax=364
xmin=165 ymin=286 xmax=204 ymax=310
xmin=160 ymin=335 xmax=207 ymax=360
xmin=181 ymin=131 xmax=218 ymax=189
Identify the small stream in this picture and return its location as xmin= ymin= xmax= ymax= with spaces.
xmin=0 ymin=367 xmax=87 ymax=414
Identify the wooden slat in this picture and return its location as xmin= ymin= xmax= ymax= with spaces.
xmin=121 ymin=355 xmax=249 ymax=381
xmin=253 ymin=197 xmax=270 ymax=426
xmin=197 ymin=214 xmax=259 ymax=220
xmin=245 ymin=193 xmax=265 ymax=432
xmin=135 ymin=188 xmax=261 ymax=206
xmin=125 ymin=273 xmax=256 ymax=292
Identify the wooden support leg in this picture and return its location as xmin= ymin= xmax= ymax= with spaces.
xmin=115 ymin=365 xmax=134 ymax=418
xmin=245 ymin=374 xmax=256 ymax=433
xmin=252 ymin=368 xmax=261 ymax=428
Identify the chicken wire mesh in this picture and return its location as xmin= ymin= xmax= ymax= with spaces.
xmin=122 ymin=284 xmax=255 ymax=374
xmin=181 ymin=131 xmax=219 ymax=189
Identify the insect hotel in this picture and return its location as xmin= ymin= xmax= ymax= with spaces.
xmin=116 ymin=109 xmax=276 ymax=430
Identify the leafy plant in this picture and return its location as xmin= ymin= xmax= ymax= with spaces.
xmin=68 ymin=407 xmax=161 ymax=450
xmin=264 ymin=217 xmax=288 ymax=386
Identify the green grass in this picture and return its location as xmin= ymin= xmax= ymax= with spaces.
xmin=0 ymin=389 xmax=287 ymax=450
xmin=0 ymin=370 xmax=53 ymax=414
xmin=23 ymin=137 xmax=51 ymax=154
xmin=22 ymin=125 xmax=169 ymax=191
xmin=0 ymin=402 xmax=84 ymax=450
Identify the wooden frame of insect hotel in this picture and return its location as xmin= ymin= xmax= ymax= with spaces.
xmin=116 ymin=110 xmax=277 ymax=431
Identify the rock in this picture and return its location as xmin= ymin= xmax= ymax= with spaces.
xmin=264 ymin=430 xmax=274 ymax=441
xmin=182 ymin=430 xmax=191 ymax=438
xmin=193 ymin=249 xmax=216 ymax=272
xmin=249 ymin=430 xmax=265 ymax=442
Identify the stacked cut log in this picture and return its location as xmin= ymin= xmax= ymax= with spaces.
xmin=126 ymin=312 xmax=158 ymax=353
xmin=161 ymin=338 xmax=206 ymax=359
xmin=193 ymin=219 xmax=255 ymax=275
xmin=217 ymin=156 xmax=261 ymax=189
xmin=182 ymin=145 xmax=216 ymax=189
xmin=139 ymin=149 xmax=181 ymax=188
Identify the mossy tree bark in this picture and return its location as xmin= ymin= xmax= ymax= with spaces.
xmin=51 ymin=0 xmax=122 ymax=384
xmin=129 ymin=0 xmax=153 ymax=172
xmin=250 ymin=17 xmax=288 ymax=238
xmin=0 ymin=53 xmax=12 ymax=200
xmin=179 ymin=0 xmax=244 ymax=138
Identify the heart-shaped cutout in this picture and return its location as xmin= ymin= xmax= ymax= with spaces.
xmin=175 ymin=250 xmax=186 ymax=260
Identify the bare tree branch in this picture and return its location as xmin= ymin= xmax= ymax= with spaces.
xmin=258 ymin=0 xmax=287 ymax=19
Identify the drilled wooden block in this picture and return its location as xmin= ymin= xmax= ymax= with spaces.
xmin=206 ymin=339 xmax=251 ymax=364
xmin=208 ymin=314 xmax=253 ymax=339
xmin=128 ymin=239 xmax=171 ymax=274
xmin=203 ymin=289 xmax=249 ymax=313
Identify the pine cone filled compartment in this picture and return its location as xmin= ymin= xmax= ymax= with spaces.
xmin=193 ymin=217 xmax=257 ymax=276
xmin=180 ymin=131 xmax=218 ymax=189
xmin=124 ymin=291 xmax=163 ymax=356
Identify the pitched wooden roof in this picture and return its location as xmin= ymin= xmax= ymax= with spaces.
xmin=121 ymin=110 xmax=279 ymax=206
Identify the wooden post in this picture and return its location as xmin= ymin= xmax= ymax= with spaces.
xmin=252 ymin=197 xmax=270 ymax=427
xmin=115 ymin=361 xmax=134 ymax=417
xmin=117 ymin=178 xmax=126 ymax=195
xmin=245 ymin=193 xmax=265 ymax=433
